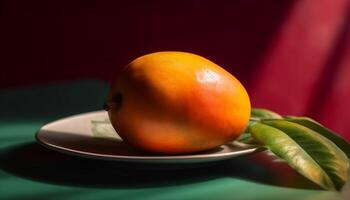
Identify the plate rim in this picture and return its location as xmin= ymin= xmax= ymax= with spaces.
xmin=35 ymin=110 xmax=262 ymax=162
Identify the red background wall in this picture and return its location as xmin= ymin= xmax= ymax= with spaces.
xmin=1 ymin=0 xmax=350 ymax=140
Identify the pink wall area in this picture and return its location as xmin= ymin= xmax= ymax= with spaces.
xmin=1 ymin=0 xmax=350 ymax=140
xmin=249 ymin=0 xmax=350 ymax=140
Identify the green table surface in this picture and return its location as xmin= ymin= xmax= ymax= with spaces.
xmin=1 ymin=80 xmax=349 ymax=200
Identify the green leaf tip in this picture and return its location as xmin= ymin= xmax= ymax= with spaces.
xmin=251 ymin=108 xmax=283 ymax=120
xmin=250 ymin=120 xmax=349 ymax=191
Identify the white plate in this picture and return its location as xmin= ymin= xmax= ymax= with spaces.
xmin=36 ymin=111 xmax=260 ymax=164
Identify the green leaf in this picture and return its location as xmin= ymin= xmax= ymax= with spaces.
xmin=251 ymin=108 xmax=282 ymax=119
xmin=236 ymin=132 xmax=259 ymax=145
xmin=250 ymin=120 xmax=349 ymax=191
xmin=284 ymin=117 xmax=350 ymax=158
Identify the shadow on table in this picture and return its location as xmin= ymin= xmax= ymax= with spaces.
xmin=0 ymin=142 xmax=321 ymax=190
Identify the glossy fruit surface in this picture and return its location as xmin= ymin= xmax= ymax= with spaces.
xmin=107 ymin=51 xmax=251 ymax=154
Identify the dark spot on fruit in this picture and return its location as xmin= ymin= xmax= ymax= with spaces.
xmin=103 ymin=92 xmax=123 ymax=111
xmin=113 ymin=92 xmax=123 ymax=110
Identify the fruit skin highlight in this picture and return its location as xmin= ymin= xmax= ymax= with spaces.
xmin=106 ymin=51 xmax=251 ymax=154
